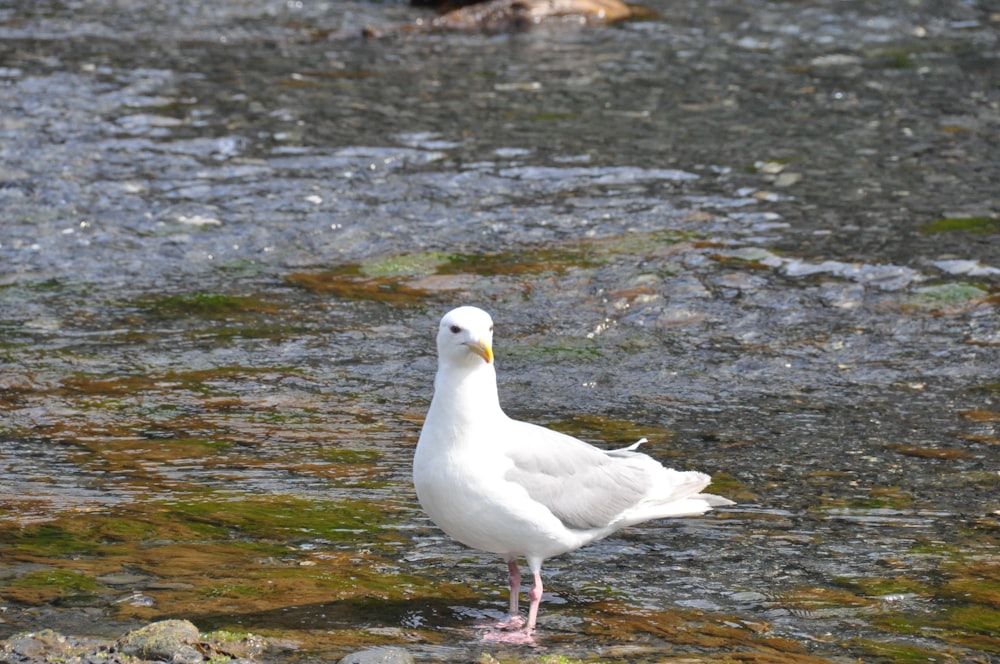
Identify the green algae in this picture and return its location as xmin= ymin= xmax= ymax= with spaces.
xmin=872 ymin=47 xmax=917 ymax=69
xmin=5 ymin=494 xmax=399 ymax=564
xmin=10 ymin=524 xmax=99 ymax=557
xmin=440 ymin=246 xmax=599 ymax=276
xmin=10 ymin=569 xmax=97 ymax=593
xmin=0 ymin=493 xmax=451 ymax=643
xmin=359 ymin=251 xmax=455 ymax=278
xmin=507 ymin=339 xmax=605 ymax=363
xmin=853 ymin=639 xmax=955 ymax=661
xmin=319 ymin=447 xmax=381 ymax=464
xmin=909 ymin=282 xmax=988 ymax=309
xmin=945 ymin=605 xmax=1000 ymax=638
xmin=833 ymin=575 xmax=928 ymax=599
xmin=6 ymin=569 xmax=103 ymax=604
xmin=156 ymin=495 xmax=393 ymax=542
xmin=531 ymin=112 xmax=577 ymax=121
xmin=98 ymin=517 xmax=163 ymax=541
xmin=121 ymin=292 xmax=307 ymax=341
xmin=872 ymin=605 xmax=1000 ymax=655
xmin=704 ymin=471 xmax=758 ymax=503
xmin=811 ymin=494 xmax=915 ymax=513
xmin=972 ymin=382 xmax=1000 ymax=394
xmin=845 ymin=531 xmax=1000 ymax=656
xmin=137 ymin=292 xmax=281 ymax=320
xmin=542 ymin=413 xmax=672 ymax=448
xmin=285 ymin=232 xmax=693 ymax=302
xmin=918 ymin=216 xmax=998 ymax=234
xmin=284 ymin=245 xmax=594 ymax=303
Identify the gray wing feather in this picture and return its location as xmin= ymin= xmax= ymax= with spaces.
xmin=503 ymin=423 xmax=655 ymax=531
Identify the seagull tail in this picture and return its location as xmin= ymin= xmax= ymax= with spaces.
xmin=700 ymin=492 xmax=736 ymax=507
xmin=622 ymin=470 xmax=736 ymax=522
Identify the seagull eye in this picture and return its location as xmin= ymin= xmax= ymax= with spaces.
xmin=489 ymin=324 xmax=494 ymax=333
xmin=449 ymin=325 xmax=461 ymax=334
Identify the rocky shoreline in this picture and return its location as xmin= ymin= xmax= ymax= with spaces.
xmin=0 ymin=620 xmax=415 ymax=664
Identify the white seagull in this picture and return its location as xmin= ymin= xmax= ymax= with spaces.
xmin=413 ymin=306 xmax=733 ymax=642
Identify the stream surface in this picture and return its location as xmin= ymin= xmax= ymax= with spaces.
xmin=1 ymin=1 xmax=998 ymax=662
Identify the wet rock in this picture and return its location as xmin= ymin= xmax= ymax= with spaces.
xmin=809 ymin=53 xmax=864 ymax=71
xmin=96 ymin=572 xmax=153 ymax=586
xmin=773 ymin=171 xmax=802 ymax=187
xmin=1 ymin=630 xmax=109 ymax=664
xmin=817 ymin=281 xmax=865 ymax=309
xmin=667 ymin=275 xmax=713 ymax=299
xmin=202 ymin=631 xmax=268 ymax=660
xmin=713 ymin=271 xmax=767 ymax=293
xmin=933 ymin=259 xmax=1000 ymax=276
xmin=116 ymin=619 xmax=201 ymax=661
xmin=338 ymin=646 xmax=416 ymax=664
xmin=1 ymin=622 xmax=274 ymax=664
xmin=781 ymin=258 xmax=922 ymax=290
xmin=7 ymin=634 xmax=48 ymax=659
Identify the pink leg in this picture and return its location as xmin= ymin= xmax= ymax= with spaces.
xmin=480 ymin=560 xmax=536 ymax=643
xmin=482 ymin=568 xmax=542 ymax=644
xmin=525 ymin=570 xmax=543 ymax=634
xmin=506 ymin=559 xmax=521 ymax=619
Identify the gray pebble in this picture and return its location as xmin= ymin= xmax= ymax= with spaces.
xmin=8 ymin=636 xmax=46 ymax=659
xmin=338 ymin=646 xmax=415 ymax=664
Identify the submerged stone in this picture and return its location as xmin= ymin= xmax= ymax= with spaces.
xmin=339 ymin=646 xmax=416 ymax=664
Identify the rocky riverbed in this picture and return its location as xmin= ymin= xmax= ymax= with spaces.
xmin=1 ymin=620 xmax=421 ymax=664
xmin=1 ymin=0 xmax=997 ymax=662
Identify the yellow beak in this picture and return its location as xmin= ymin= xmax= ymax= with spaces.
xmin=468 ymin=339 xmax=494 ymax=364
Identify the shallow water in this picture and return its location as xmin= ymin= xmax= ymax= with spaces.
xmin=1 ymin=0 xmax=998 ymax=662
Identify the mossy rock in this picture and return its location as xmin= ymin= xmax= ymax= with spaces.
xmin=116 ymin=619 xmax=200 ymax=660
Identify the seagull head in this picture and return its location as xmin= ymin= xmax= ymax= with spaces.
xmin=437 ymin=306 xmax=495 ymax=367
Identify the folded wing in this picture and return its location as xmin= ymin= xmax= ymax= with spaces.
xmin=503 ymin=422 xmax=721 ymax=533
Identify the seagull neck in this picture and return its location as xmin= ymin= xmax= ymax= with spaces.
xmin=432 ymin=363 xmax=503 ymax=419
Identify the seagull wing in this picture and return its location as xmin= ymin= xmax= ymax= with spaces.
xmin=502 ymin=421 xmax=696 ymax=531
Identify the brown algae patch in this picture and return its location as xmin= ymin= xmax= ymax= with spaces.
xmin=959 ymin=409 xmax=1000 ymax=422
xmin=0 ymin=492 xmax=470 ymax=649
xmin=60 ymin=366 xmax=304 ymax=398
xmin=582 ymin=600 xmax=828 ymax=662
xmin=285 ymin=264 xmax=451 ymax=304
xmin=775 ymin=586 xmax=874 ymax=615
xmin=885 ymin=443 xmax=975 ymax=461
xmin=285 ymin=232 xmax=693 ymax=301
xmin=835 ymin=529 xmax=1000 ymax=658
